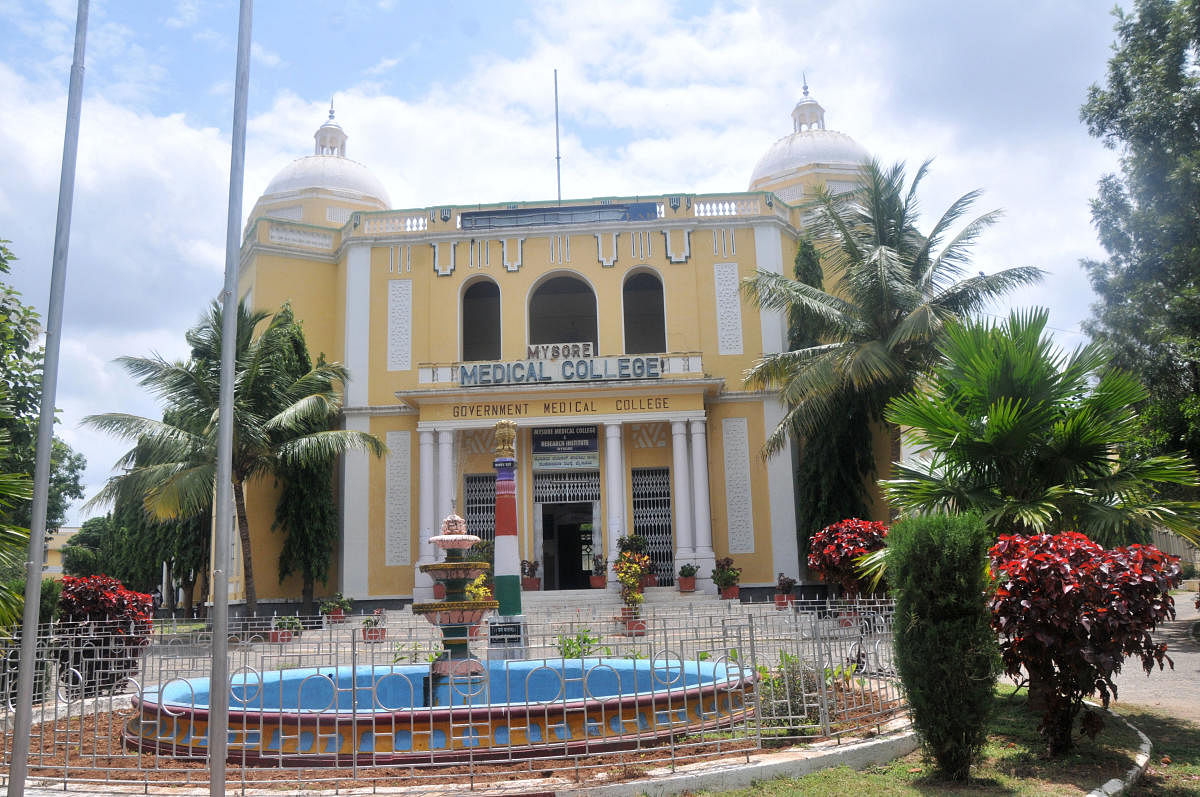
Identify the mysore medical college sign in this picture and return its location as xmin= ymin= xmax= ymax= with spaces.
xmin=458 ymin=342 xmax=664 ymax=387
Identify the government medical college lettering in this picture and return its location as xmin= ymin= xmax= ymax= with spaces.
xmin=458 ymin=355 xmax=664 ymax=386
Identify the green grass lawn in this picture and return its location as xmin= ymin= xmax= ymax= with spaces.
xmin=698 ymin=685 xmax=1162 ymax=796
xmin=1114 ymin=705 xmax=1200 ymax=796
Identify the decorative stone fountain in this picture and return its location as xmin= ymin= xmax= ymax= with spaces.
xmin=411 ymin=514 xmax=499 ymax=676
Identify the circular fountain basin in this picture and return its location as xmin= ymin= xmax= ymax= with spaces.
xmin=125 ymin=658 xmax=753 ymax=765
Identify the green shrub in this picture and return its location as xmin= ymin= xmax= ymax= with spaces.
xmin=890 ymin=513 xmax=998 ymax=781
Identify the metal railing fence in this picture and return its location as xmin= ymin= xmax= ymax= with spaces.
xmin=0 ymin=599 xmax=905 ymax=795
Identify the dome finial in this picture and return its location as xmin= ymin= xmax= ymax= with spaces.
xmin=791 ymin=81 xmax=825 ymax=133
xmin=328 ymin=96 xmax=336 ymax=121
xmin=802 ymin=73 xmax=809 ymax=97
xmin=314 ymin=100 xmax=348 ymax=157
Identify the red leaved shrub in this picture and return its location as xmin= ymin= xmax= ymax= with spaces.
xmin=807 ymin=518 xmax=888 ymax=596
xmin=57 ymin=575 xmax=152 ymax=697
xmin=989 ymin=532 xmax=1181 ymax=756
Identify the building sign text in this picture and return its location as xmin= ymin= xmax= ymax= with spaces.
xmin=458 ymin=355 xmax=663 ymax=387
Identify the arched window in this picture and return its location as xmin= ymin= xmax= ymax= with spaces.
xmin=623 ymin=272 xmax=665 ymax=354
xmin=529 ymin=276 xmax=597 ymax=348
xmin=462 ymin=280 xmax=500 ymax=361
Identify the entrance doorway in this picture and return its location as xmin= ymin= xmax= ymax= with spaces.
xmin=541 ymin=502 xmax=594 ymax=590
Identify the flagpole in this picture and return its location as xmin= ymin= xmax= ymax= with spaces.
xmin=7 ymin=2 xmax=89 ymax=792
xmin=210 ymin=1 xmax=253 ymax=793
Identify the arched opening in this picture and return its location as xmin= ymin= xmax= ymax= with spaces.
xmin=623 ymin=272 xmax=666 ymax=354
xmin=529 ymin=276 xmax=597 ymax=348
xmin=462 ymin=280 xmax=501 ymax=361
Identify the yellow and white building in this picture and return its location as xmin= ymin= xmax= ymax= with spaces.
xmin=236 ymin=89 xmax=876 ymax=603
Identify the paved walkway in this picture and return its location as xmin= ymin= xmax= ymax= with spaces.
xmin=1110 ymin=592 xmax=1200 ymax=725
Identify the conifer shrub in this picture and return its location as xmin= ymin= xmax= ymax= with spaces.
xmin=890 ymin=513 xmax=998 ymax=781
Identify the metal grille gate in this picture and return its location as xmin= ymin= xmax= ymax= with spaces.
xmin=532 ymin=470 xmax=601 ymax=503
xmin=463 ymin=473 xmax=496 ymax=541
xmin=632 ymin=467 xmax=673 ymax=585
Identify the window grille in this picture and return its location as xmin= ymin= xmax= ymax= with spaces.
xmin=463 ymin=474 xmax=496 ymax=541
xmin=532 ymin=470 xmax=601 ymax=503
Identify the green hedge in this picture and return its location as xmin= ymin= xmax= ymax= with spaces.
xmin=890 ymin=513 xmax=999 ymax=781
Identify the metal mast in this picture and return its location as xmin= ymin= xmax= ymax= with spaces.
xmin=8 ymin=2 xmax=89 ymax=792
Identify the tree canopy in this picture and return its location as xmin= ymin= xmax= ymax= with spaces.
xmin=85 ymin=302 xmax=384 ymax=615
xmin=1081 ymin=0 xmax=1200 ymax=469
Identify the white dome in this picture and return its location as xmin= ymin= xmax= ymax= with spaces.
xmin=263 ymin=155 xmax=390 ymax=206
xmin=748 ymin=85 xmax=868 ymax=191
xmin=749 ymin=130 xmax=868 ymax=188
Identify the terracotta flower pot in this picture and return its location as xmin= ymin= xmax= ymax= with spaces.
xmin=625 ymin=619 xmax=646 ymax=636
xmin=268 ymin=630 xmax=294 ymax=644
xmin=639 ymin=573 xmax=658 ymax=588
xmin=719 ymin=585 xmax=740 ymax=600
xmin=324 ymin=608 xmax=345 ymax=624
xmin=521 ymin=577 xmax=541 ymax=591
xmin=362 ymin=627 xmax=387 ymax=643
xmin=589 ymin=574 xmax=607 ymax=589
xmin=619 ymin=606 xmax=640 ymax=622
xmin=677 ymin=576 xmax=696 ymax=592
xmin=774 ymin=593 xmax=792 ymax=610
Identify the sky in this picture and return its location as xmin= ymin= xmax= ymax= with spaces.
xmin=0 ymin=0 xmax=1126 ymax=526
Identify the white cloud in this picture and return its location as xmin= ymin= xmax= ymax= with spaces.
xmin=364 ymin=56 xmax=400 ymax=77
xmin=251 ymin=41 xmax=283 ymax=69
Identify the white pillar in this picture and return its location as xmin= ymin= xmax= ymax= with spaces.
xmin=436 ymin=429 xmax=455 ymax=522
xmin=604 ymin=422 xmax=625 ymax=585
xmin=671 ymin=420 xmax=695 ymax=565
xmin=340 ymin=414 xmax=371 ymax=599
xmin=414 ymin=429 xmax=436 ymax=600
xmin=690 ymin=419 xmax=717 ymax=593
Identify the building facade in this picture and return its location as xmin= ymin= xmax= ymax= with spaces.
xmin=235 ymin=90 xmax=876 ymax=604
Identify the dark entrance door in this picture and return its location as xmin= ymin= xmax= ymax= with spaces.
xmin=541 ymin=502 xmax=593 ymax=590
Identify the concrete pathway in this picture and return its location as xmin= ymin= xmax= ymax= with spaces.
xmin=1110 ymin=592 xmax=1200 ymax=725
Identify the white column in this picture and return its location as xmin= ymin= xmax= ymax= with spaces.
xmin=436 ymin=429 xmax=455 ymax=521
xmin=414 ymin=429 xmax=436 ymax=600
xmin=604 ymin=422 xmax=625 ymax=585
xmin=671 ymin=420 xmax=695 ymax=565
xmin=763 ymin=398 xmax=800 ymax=581
xmin=343 ymin=245 xmax=371 ymax=407
xmin=690 ymin=419 xmax=717 ymax=593
xmin=340 ymin=414 xmax=371 ymax=599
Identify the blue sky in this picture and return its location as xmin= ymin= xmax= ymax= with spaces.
xmin=0 ymin=0 xmax=1126 ymax=525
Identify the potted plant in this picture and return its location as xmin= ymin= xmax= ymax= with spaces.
xmin=712 ymin=557 xmax=741 ymax=600
xmin=590 ymin=554 xmax=608 ymax=588
xmin=618 ymin=535 xmax=656 ymax=587
xmin=520 ymin=559 xmax=541 ymax=591
xmin=361 ymin=608 xmax=387 ymax=642
xmin=775 ymin=572 xmax=797 ymax=609
xmin=270 ymin=615 xmax=302 ymax=644
xmin=677 ymin=562 xmax=698 ymax=592
xmin=319 ymin=593 xmax=351 ymax=623
xmin=613 ymin=550 xmax=649 ymax=633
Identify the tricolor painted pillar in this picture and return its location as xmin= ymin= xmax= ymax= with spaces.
xmin=492 ymin=420 xmax=522 ymax=617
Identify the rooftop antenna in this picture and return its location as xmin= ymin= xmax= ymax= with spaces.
xmin=554 ymin=68 xmax=562 ymax=203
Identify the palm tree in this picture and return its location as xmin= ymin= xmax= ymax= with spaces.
xmin=882 ymin=309 xmax=1200 ymax=547
xmin=85 ymin=302 xmax=384 ymax=615
xmin=744 ymin=159 xmax=1044 ymax=457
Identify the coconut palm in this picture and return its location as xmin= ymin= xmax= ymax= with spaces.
xmin=744 ymin=159 xmax=1044 ymax=456
xmin=882 ymin=309 xmax=1200 ymax=547
xmin=85 ymin=302 xmax=384 ymax=615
